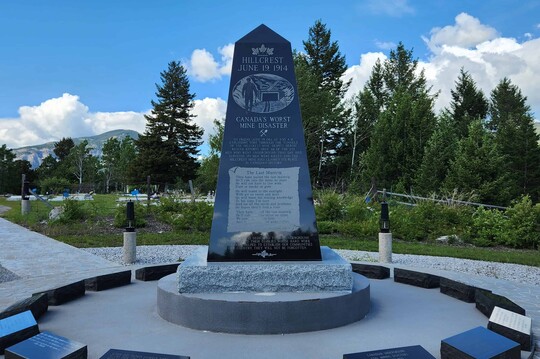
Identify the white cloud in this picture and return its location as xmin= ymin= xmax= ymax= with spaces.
xmin=363 ymin=0 xmax=415 ymax=17
xmin=0 ymin=93 xmax=147 ymax=149
xmin=186 ymin=43 xmax=234 ymax=82
xmin=424 ymin=13 xmax=499 ymax=52
xmin=343 ymin=52 xmax=387 ymax=98
xmin=192 ymin=97 xmax=227 ymax=147
xmin=344 ymin=13 xmax=539 ymax=119
xmin=375 ymin=40 xmax=396 ymax=50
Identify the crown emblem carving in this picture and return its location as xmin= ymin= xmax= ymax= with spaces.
xmin=252 ymin=44 xmax=274 ymax=56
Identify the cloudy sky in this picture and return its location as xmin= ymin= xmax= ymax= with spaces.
xmin=1 ymin=0 xmax=539 ymax=154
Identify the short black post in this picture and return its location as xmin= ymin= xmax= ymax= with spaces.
xmin=378 ymin=189 xmax=392 ymax=263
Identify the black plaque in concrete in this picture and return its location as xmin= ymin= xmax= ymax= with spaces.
xmin=351 ymin=263 xmax=390 ymax=279
xmin=488 ymin=306 xmax=533 ymax=351
xmin=0 ymin=293 xmax=48 ymax=321
xmin=0 ymin=310 xmax=39 ymax=354
xmin=135 ymin=263 xmax=181 ymax=281
xmin=207 ymin=25 xmax=321 ymax=262
xmin=440 ymin=277 xmax=488 ymax=303
xmin=100 ymin=348 xmax=189 ymax=359
xmin=5 ymin=331 xmax=87 ymax=359
xmin=440 ymin=326 xmax=520 ymax=359
xmin=33 ymin=280 xmax=85 ymax=306
xmin=475 ymin=289 xmax=526 ymax=318
xmin=394 ymin=268 xmax=440 ymax=288
xmin=343 ymin=345 xmax=435 ymax=358
xmin=85 ymin=270 xmax=131 ymax=291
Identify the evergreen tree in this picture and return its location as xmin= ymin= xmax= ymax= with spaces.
xmin=297 ymin=20 xmax=350 ymax=186
xmin=414 ymin=112 xmax=458 ymax=194
xmin=53 ymin=137 xmax=75 ymax=161
xmin=450 ymin=68 xmax=488 ymax=138
xmin=131 ymin=61 xmax=203 ymax=189
xmin=362 ymin=43 xmax=437 ymax=191
xmin=444 ymin=120 xmax=512 ymax=205
xmin=0 ymin=145 xmax=16 ymax=194
xmin=196 ymin=119 xmax=224 ymax=193
xmin=488 ymin=78 xmax=540 ymax=201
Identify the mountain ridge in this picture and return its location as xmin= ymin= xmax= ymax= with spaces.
xmin=13 ymin=129 xmax=140 ymax=169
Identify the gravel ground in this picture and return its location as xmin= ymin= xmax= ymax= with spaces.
xmin=81 ymin=245 xmax=540 ymax=287
xmin=0 ymin=264 xmax=20 ymax=283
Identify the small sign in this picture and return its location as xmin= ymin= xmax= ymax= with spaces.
xmin=100 ymin=348 xmax=189 ymax=359
xmin=343 ymin=345 xmax=435 ymax=358
xmin=5 ymin=331 xmax=87 ymax=359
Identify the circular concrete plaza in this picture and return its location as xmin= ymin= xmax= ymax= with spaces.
xmin=33 ymin=276 xmax=492 ymax=359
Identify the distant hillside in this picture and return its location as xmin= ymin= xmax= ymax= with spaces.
xmin=13 ymin=129 xmax=140 ymax=169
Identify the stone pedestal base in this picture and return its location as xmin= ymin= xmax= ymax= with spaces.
xmin=379 ymin=232 xmax=392 ymax=263
xmin=123 ymin=231 xmax=136 ymax=264
xmin=177 ymin=246 xmax=352 ymax=293
xmin=21 ymin=199 xmax=30 ymax=215
xmin=158 ymin=272 xmax=370 ymax=334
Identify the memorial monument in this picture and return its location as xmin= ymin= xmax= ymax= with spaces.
xmin=206 ymin=24 xmax=321 ymax=262
xmin=157 ymin=24 xmax=370 ymax=334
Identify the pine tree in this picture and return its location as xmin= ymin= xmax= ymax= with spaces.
xmin=362 ymin=43 xmax=437 ymax=191
xmin=298 ymin=20 xmax=350 ymax=186
xmin=450 ymin=68 xmax=488 ymax=138
xmin=488 ymin=78 xmax=540 ymax=201
xmin=414 ymin=112 xmax=458 ymax=194
xmin=131 ymin=61 xmax=203 ymax=189
xmin=444 ymin=120 xmax=512 ymax=205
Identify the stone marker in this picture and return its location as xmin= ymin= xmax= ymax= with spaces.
xmin=100 ymin=348 xmax=189 ymax=359
xmin=475 ymin=289 xmax=526 ymax=317
xmin=488 ymin=306 xmax=533 ymax=351
xmin=85 ymin=270 xmax=131 ymax=291
xmin=350 ymin=263 xmax=390 ymax=279
xmin=0 ymin=310 xmax=39 ymax=354
xmin=135 ymin=263 xmax=181 ymax=281
xmin=0 ymin=293 xmax=48 ymax=321
xmin=343 ymin=345 xmax=435 ymax=358
xmin=441 ymin=326 xmax=520 ymax=359
xmin=207 ymin=24 xmax=321 ymax=262
xmin=33 ymin=280 xmax=85 ymax=305
xmin=440 ymin=277 xmax=488 ymax=303
xmin=394 ymin=268 xmax=440 ymax=288
xmin=5 ymin=331 xmax=87 ymax=359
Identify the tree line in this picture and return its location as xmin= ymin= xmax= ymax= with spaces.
xmin=1 ymin=20 xmax=539 ymax=206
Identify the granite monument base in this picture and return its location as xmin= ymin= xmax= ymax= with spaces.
xmin=177 ymin=246 xmax=352 ymax=293
xmin=158 ymin=271 xmax=370 ymax=334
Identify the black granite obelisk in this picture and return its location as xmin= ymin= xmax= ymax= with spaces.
xmin=207 ymin=25 xmax=321 ymax=262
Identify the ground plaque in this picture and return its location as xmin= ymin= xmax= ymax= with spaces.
xmin=0 ymin=310 xmax=39 ymax=354
xmin=488 ymin=306 xmax=533 ymax=351
xmin=207 ymin=24 xmax=321 ymax=262
xmin=100 ymin=348 xmax=189 ymax=359
xmin=343 ymin=345 xmax=435 ymax=358
xmin=441 ymin=326 xmax=520 ymax=359
xmin=4 ymin=331 xmax=87 ymax=359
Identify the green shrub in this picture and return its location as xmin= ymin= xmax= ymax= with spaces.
xmin=53 ymin=199 xmax=89 ymax=224
xmin=468 ymin=207 xmax=507 ymax=247
xmin=39 ymin=177 xmax=72 ymax=195
xmin=113 ymin=202 xmax=147 ymax=228
xmin=158 ymin=200 xmax=213 ymax=232
xmin=314 ymin=190 xmax=344 ymax=222
xmin=503 ymin=196 xmax=539 ymax=249
xmin=317 ymin=221 xmax=340 ymax=234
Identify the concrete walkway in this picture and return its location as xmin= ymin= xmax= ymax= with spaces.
xmin=0 ymin=217 xmax=538 ymax=359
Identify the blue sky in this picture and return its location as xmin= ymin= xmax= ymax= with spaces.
xmin=1 ymin=0 xmax=539 ymax=154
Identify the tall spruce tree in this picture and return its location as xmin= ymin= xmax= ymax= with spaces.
xmin=444 ymin=119 xmax=512 ymax=205
xmin=450 ymin=68 xmax=488 ymax=139
xmin=362 ymin=43 xmax=437 ymax=191
xmin=297 ymin=20 xmax=350 ymax=186
xmin=488 ymin=78 xmax=540 ymax=201
xmin=414 ymin=112 xmax=458 ymax=194
xmin=131 ymin=61 xmax=203 ymax=189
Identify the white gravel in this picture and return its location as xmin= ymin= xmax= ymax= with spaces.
xmin=82 ymin=245 xmax=540 ymax=287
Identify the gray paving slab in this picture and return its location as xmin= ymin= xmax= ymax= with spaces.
xmin=0 ymin=218 xmax=538 ymax=358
